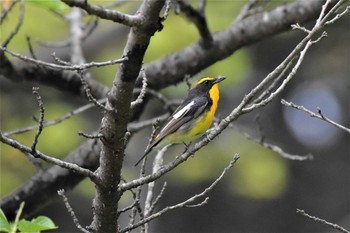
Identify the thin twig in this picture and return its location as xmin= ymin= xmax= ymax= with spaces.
xmin=61 ymin=0 xmax=143 ymax=27
xmin=317 ymin=0 xmax=347 ymax=26
xmin=131 ymin=68 xmax=148 ymax=108
xmin=233 ymin=124 xmax=313 ymax=161
xmin=49 ymin=8 xmax=67 ymax=20
xmin=281 ymin=99 xmax=350 ymax=134
xmin=291 ymin=23 xmax=311 ymax=33
xmin=252 ymin=57 xmax=296 ymax=105
xmin=296 ymin=209 xmax=350 ymax=233
xmin=25 ymin=152 xmax=43 ymax=172
xmin=128 ymin=173 xmax=145 ymax=230
xmin=78 ymin=131 xmax=103 ymax=139
xmin=3 ymin=98 xmax=106 ymax=137
xmin=0 ymin=46 xmax=127 ymax=70
xmin=128 ymin=113 xmax=169 ymax=134
xmin=83 ymin=17 xmax=99 ymax=41
xmin=316 ymin=0 xmax=332 ymax=25
xmin=184 ymin=75 xmax=192 ymax=90
xmin=326 ymin=5 xmax=350 ymax=25
xmin=185 ymin=197 xmax=209 ymax=208
xmin=31 ymin=87 xmax=45 ymax=154
xmin=58 ymin=189 xmax=91 ymax=233
xmin=117 ymin=201 xmax=138 ymax=217
xmin=2 ymin=0 xmax=24 ymax=47
xmin=244 ymin=0 xmax=345 ymax=111
xmin=118 ymin=178 xmax=144 ymax=222
xmin=121 ymin=154 xmax=240 ymax=232
xmin=234 ymin=0 xmax=262 ymax=23
xmin=25 ymin=35 xmax=37 ymax=60
xmin=51 ymin=52 xmax=72 ymax=66
xmin=148 ymin=182 xmax=167 ymax=214
xmin=143 ymin=146 xmax=170 ymax=232
xmin=79 ymin=72 xmax=108 ymax=111
xmin=134 ymin=119 xmax=161 ymax=167
xmin=174 ymin=0 xmax=213 ymax=47
xmin=260 ymin=140 xmax=313 ymax=161
xmin=311 ymin=31 xmax=327 ymax=44
xmin=133 ymin=87 xmax=182 ymax=112
xmin=243 ymin=39 xmax=315 ymax=112
xmin=0 ymin=132 xmax=97 ymax=180
xmin=0 ymin=0 xmax=20 ymax=24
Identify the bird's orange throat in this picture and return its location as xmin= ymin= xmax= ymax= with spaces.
xmin=209 ymin=83 xmax=219 ymax=117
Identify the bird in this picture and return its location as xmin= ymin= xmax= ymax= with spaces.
xmin=134 ymin=76 xmax=226 ymax=166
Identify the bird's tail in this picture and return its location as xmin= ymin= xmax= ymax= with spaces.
xmin=134 ymin=146 xmax=152 ymax=167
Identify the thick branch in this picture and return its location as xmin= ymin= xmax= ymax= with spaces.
xmin=1 ymin=0 xmax=328 ymax=97
xmin=90 ymin=1 xmax=166 ymax=232
xmin=139 ymin=0 xmax=330 ymax=89
xmin=175 ymin=0 xmax=213 ymax=47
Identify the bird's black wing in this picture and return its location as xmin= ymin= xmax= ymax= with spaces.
xmin=135 ymin=97 xmax=208 ymax=166
xmin=150 ymin=96 xmax=208 ymax=147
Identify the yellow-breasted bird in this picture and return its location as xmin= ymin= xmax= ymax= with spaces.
xmin=134 ymin=76 xmax=226 ymax=166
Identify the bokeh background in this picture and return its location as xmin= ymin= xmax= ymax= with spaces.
xmin=1 ymin=1 xmax=349 ymax=232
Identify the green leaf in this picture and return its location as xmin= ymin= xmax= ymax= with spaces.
xmin=18 ymin=216 xmax=57 ymax=233
xmin=11 ymin=202 xmax=25 ymax=233
xmin=31 ymin=216 xmax=57 ymax=230
xmin=0 ymin=208 xmax=11 ymax=232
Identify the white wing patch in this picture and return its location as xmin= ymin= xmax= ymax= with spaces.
xmin=173 ymin=101 xmax=195 ymax=119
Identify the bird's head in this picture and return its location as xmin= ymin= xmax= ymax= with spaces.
xmin=190 ymin=76 xmax=226 ymax=95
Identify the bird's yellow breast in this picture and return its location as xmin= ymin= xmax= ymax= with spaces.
xmin=189 ymin=83 xmax=219 ymax=136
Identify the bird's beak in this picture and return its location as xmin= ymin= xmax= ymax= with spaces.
xmin=213 ymin=76 xmax=226 ymax=84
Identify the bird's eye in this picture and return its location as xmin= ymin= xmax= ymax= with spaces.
xmin=204 ymin=80 xmax=210 ymax=85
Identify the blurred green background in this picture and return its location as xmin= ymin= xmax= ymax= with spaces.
xmin=1 ymin=1 xmax=349 ymax=232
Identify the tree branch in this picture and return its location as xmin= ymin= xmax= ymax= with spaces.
xmin=89 ymin=0 xmax=166 ymax=232
xmin=3 ymin=98 xmax=106 ymax=137
xmin=0 ymin=0 xmax=20 ymax=23
xmin=0 ymin=139 xmax=100 ymax=220
xmin=30 ymin=87 xmax=45 ymax=154
xmin=0 ymin=47 xmax=127 ymax=71
xmin=0 ymin=132 xmax=96 ymax=180
xmin=138 ymin=0 xmax=331 ymax=89
xmin=57 ymin=189 xmax=91 ymax=233
xmin=281 ymin=99 xmax=350 ymax=134
xmin=297 ymin=209 xmax=350 ymax=233
xmin=234 ymin=125 xmax=313 ymax=161
xmin=1 ymin=0 xmax=24 ymax=47
xmin=61 ymin=0 xmax=143 ymax=27
xmin=119 ymin=0 xmax=345 ymax=192
xmin=121 ymin=154 xmax=240 ymax=232
xmin=0 ymin=53 xmax=110 ymax=98
xmin=174 ymin=0 xmax=213 ymax=47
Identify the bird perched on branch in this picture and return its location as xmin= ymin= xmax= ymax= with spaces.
xmin=134 ymin=76 xmax=226 ymax=166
